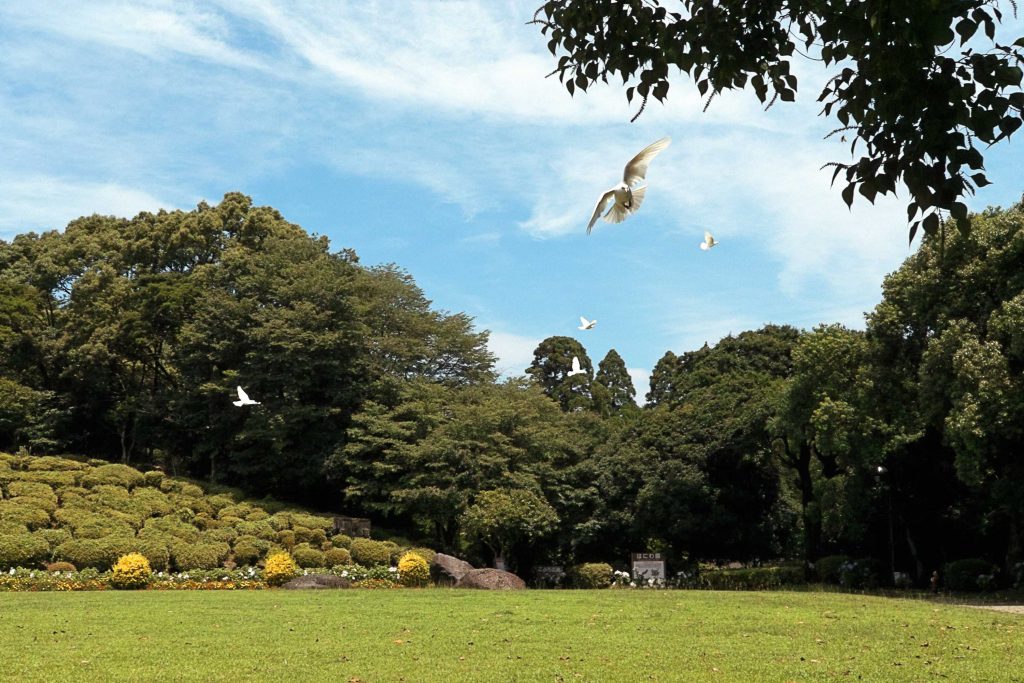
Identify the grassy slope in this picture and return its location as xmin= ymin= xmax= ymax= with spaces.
xmin=1 ymin=590 xmax=1021 ymax=682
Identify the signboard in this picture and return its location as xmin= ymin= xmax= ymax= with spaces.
xmin=631 ymin=552 xmax=665 ymax=582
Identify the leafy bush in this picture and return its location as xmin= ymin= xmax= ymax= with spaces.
xmin=232 ymin=536 xmax=266 ymax=566
xmin=133 ymin=539 xmax=171 ymax=572
xmin=46 ymin=561 xmax=77 ymax=572
xmin=218 ymin=502 xmax=255 ymax=520
xmin=15 ymin=470 xmax=79 ymax=487
xmin=944 ymin=558 xmax=997 ymax=592
xmin=330 ymin=534 xmax=353 ymax=549
xmin=110 ymin=552 xmax=152 ymax=589
xmin=201 ymin=527 xmax=238 ymax=544
xmin=290 ymin=513 xmax=334 ymax=532
xmin=81 ymin=463 xmax=145 ymax=489
xmin=350 ymin=538 xmax=393 ymax=567
xmin=138 ymin=516 xmax=201 ymax=543
xmin=700 ymin=566 xmax=805 ymax=590
xmin=264 ymin=551 xmax=298 ymax=586
xmin=573 ymin=563 xmax=613 ymax=589
xmin=131 ymin=487 xmax=174 ymax=519
xmin=25 ymin=455 xmax=87 ymax=472
xmin=814 ymin=555 xmax=850 ymax=584
xmin=291 ymin=543 xmax=325 ymax=568
xmin=245 ymin=508 xmax=269 ymax=522
xmin=53 ymin=537 xmax=133 ymax=570
xmin=839 ymin=558 xmax=882 ymax=589
xmin=276 ymin=530 xmax=296 ymax=549
xmin=405 ymin=547 xmax=436 ymax=565
xmin=0 ymin=500 xmax=51 ymax=529
xmin=172 ymin=541 xmax=230 ymax=571
xmin=8 ymin=481 xmax=56 ymax=500
xmin=323 ymin=547 xmax=352 ymax=567
xmin=268 ymin=512 xmax=292 ymax=531
xmin=236 ymin=520 xmax=276 ymax=541
xmin=142 ymin=470 xmax=165 ymax=487
xmin=398 ymin=552 xmax=430 ymax=587
xmin=0 ymin=533 xmax=50 ymax=568
xmin=35 ymin=527 xmax=72 ymax=550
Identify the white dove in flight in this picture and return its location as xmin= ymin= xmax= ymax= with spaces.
xmin=567 ymin=356 xmax=586 ymax=377
xmin=700 ymin=231 xmax=718 ymax=251
xmin=578 ymin=316 xmax=597 ymax=330
xmin=232 ymin=386 xmax=261 ymax=407
xmin=586 ymin=136 xmax=671 ymax=234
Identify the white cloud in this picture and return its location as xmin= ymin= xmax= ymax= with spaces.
xmin=1 ymin=2 xmax=266 ymax=70
xmin=0 ymin=175 xmax=171 ymax=236
xmin=486 ymin=329 xmax=540 ymax=377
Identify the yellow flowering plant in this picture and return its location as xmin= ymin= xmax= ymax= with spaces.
xmin=263 ymin=551 xmax=298 ymax=587
xmin=397 ymin=552 xmax=430 ymax=587
xmin=110 ymin=552 xmax=152 ymax=590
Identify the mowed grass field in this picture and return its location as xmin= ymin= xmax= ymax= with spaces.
xmin=1 ymin=589 xmax=1021 ymax=682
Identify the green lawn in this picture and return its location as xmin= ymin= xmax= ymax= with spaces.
xmin=1 ymin=589 xmax=1021 ymax=682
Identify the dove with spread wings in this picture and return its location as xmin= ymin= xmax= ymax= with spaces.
xmin=586 ymin=137 xmax=671 ymax=234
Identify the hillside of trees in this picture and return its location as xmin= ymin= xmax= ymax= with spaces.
xmin=3 ymin=192 xmax=1024 ymax=583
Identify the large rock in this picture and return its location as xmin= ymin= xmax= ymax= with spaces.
xmin=281 ymin=574 xmax=351 ymax=590
xmin=455 ymin=568 xmax=526 ymax=590
xmin=431 ymin=553 xmax=474 ymax=586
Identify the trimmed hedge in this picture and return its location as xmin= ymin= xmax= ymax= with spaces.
xmin=350 ymin=538 xmax=393 ymax=566
xmin=573 ymin=563 xmax=613 ymax=589
xmin=0 ymin=500 xmax=51 ymax=530
xmin=701 ymin=566 xmax=805 ymax=590
xmin=80 ymin=464 xmax=145 ymax=489
xmin=0 ymin=533 xmax=51 ymax=568
xmin=324 ymin=547 xmax=352 ymax=567
xmin=172 ymin=541 xmax=230 ymax=571
xmin=814 ymin=555 xmax=849 ymax=584
xmin=292 ymin=543 xmax=326 ymax=568
xmin=26 ymin=456 xmax=87 ymax=471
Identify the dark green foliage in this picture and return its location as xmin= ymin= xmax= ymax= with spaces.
xmin=331 ymin=534 xmax=353 ymax=549
xmin=349 ymin=538 xmax=393 ymax=566
xmin=53 ymin=537 xmax=134 ymax=571
xmin=291 ymin=543 xmax=326 ymax=568
xmin=0 ymin=533 xmax=50 ymax=568
xmin=839 ymin=558 xmax=882 ymax=589
xmin=231 ymin=536 xmax=265 ymax=566
xmin=534 ymin=1 xmax=1024 ymax=240
xmin=814 ymin=555 xmax=850 ymax=584
xmin=700 ymin=566 xmax=805 ymax=590
xmin=526 ymin=336 xmax=593 ymax=411
xmin=324 ymin=547 xmax=352 ymax=567
xmin=80 ymin=464 xmax=145 ymax=490
xmin=0 ymin=500 xmax=51 ymax=530
xmin=593 ymin=349 xmax=636 ymax=415
xmin=133 ymin=539 xmax=171 ymax=573
xmin=572 ymin=562 xmax=612 ymax=589
xmin=943 ymin=558 xmax=998 ymax=591
xmin=172 ymin=541 xmax=230 ymax=571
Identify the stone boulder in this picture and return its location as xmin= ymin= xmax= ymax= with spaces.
xmin=455 ymin=568 xmax=526 ymax=590
xmin=281 ymin=574 xmax=351 ymax=590
xmin=431 ymin=553 xmax=474 ymax=586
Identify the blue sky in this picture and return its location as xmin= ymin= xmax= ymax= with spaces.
xmin=2 ymin=1 xmax=1023 ymax=402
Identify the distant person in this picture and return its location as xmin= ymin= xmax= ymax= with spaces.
xmin=930 ymin=570 xmax=939 ymax=594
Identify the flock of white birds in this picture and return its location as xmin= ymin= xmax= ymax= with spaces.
xmin=233 ymin=138 xmax=718 ymax=406
xmin=570 ymin=137 xmax=718 ymax=379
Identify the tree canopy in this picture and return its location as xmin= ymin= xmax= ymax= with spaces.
xmin=534 ymin=1 xmax=1024 ymax=242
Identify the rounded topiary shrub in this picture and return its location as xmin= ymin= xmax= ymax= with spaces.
xmin=944 ymin=558 xmax=997 ymax=592
xmin=814 ymin=555 xmax=850 ymax=584
xmin=201 ymin=526 xmax=238 ymax=544
xmin=142 ymin=470 xmax=165 ymax=488
xmin=264 ymin=551 xmax=298 ymax=587
xmin=172 ymin=541 xmax=230 ymax=571
xmin=53 ymin=539 xmax=106 ymax=570
xmin=232 ymin=536 xmax=265 ymax=567
xmin=26 ymin=455 xmax=87 ymax=472
xmin=132 ymin=539 xmax=171 ymax=573
xmin=290 ymin=513 xmax=333 ymax=532
xmin=0 ymin=533 xmax=50 ymax=569
xmin=330 ymin=534 xmax=353 ymax=549
xmin=35 ymin=527 xmax=72 ymax=550
xmin=131 ymin=487 xmax=173 ymax=518
xmin=294 ymin=526 xmax=328 ymax=547
xmin=323 ymin=547 xmax=352 ymax=567
xmin=110 ymin=552 xmax=152 ymax=590
xmin=236 ymin=520 xmax=277 ymax=541
xmin=46 ymin=561 xmax=77 ymax=573
xmin=138 ymin=516 xmax=200 ymax=543
xmin=350 ymin=538 xmax=393 ymax=567
xmin=573 ymin=563 xmax=613 ymax=589
xmin=0 ymin=500 xmax=51 ymax=530
xmin=81 ymin=463 xmax=145 ymax=490
xmin=398 ymin=552 xmax=430 ymax=587
xmin=8 ymin=480 xmax=56 ymax=501
xmin=276 ymin=530 xmax=296 ymax=549
xmin=291 ymin=543 xmax=325 ymax=568
xmin=244 ymin=508 xmax=270 ymax=522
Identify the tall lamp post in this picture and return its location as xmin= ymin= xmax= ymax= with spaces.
xmin=877 ymin=465 xmax=895 ymax=583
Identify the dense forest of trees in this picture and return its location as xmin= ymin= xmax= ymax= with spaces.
xmin=2 ymin=192 xmax=1024 ymax=584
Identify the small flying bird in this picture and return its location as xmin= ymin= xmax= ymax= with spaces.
xmin=567 ymin=356 xmax=586 ymax=377
xmin=700 ymin=231 xmax=718 ymax=251
xmin=232 ymin=386 xmax=260 ymax=407
xmin=586 ymin=136 xmax=671 ymax=234
xmin=578 ymin=316 xmax=597 ymax=330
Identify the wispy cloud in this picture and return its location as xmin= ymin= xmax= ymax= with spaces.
xmin=0 ymin=175 xmax=170 ymax=237
xmin=486 ymin=329 xmax=540 ymax=378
